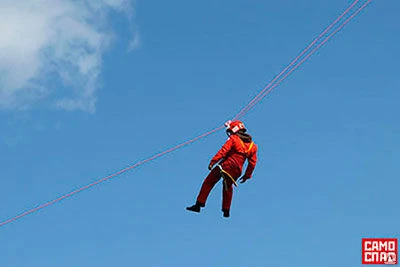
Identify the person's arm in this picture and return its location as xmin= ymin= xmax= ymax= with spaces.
xmin=240 ymin=145 xmax=258 ymax=182
xmin=209 ymin=137 xmax=234 ymax=169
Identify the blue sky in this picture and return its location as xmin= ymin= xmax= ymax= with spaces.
xmin=1 ymin=1 xmax=399 ymax=266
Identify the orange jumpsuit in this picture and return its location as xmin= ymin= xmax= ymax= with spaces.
xmin=196 ymin=134 xmax=258 ymax=211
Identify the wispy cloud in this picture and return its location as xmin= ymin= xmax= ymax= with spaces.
xmin=0 ymin=0 xmax=137 ymax=113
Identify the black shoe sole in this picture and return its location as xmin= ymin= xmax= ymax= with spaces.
xmin=186 ymin=207 xmax=200 ymax=213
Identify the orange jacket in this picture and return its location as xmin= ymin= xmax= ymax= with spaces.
xmin=209 ymin=134 xmax=258 ymax=179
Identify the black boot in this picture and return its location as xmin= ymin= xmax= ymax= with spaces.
xmin=222 ymin=209 xmax=230 ymax=218
xmin=186 ymin=204 xmax=200 ymax=212
xmin=186 ymin=201 xmax=204 ymax=213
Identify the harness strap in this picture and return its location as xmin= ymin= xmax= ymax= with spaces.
xmin=247 ymin=142 xmax=254 ymax=154
xmin=239 ymin=139 xmax=254 ymax=157
xmin=217 ymin=164 xmax=238 ymax=187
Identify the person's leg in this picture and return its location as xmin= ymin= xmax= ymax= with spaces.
xmin=187 ymin=167 xmax=221 ymax=213
xmin=222 ymin=178 xmax=233 ymax=217
xmin=197 ymin=167 xmax=221 ymax=206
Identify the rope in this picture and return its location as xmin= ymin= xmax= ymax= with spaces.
xmin=0 ymin=0 xmax=372 ymax=228
xmin=0 ymin=126 xmax=224 ymax=228
xmin=234 ymin=0 xmax=371 ymax=119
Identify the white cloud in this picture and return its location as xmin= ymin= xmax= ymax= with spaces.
xmin=0 ymin=0 xmax=137 ymax=113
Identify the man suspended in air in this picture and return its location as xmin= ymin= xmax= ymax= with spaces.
xmin=186 ymin=120 xmax=258 ymax=218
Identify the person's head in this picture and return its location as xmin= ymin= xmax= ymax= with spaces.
xmin=224 ymin=120 xmax=246 ymax=136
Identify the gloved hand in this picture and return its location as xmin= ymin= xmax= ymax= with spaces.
xmin=239 ymin=176 xmax=249 ymax=183
xmin=208 ymin=164 xmax=214 ymax=170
